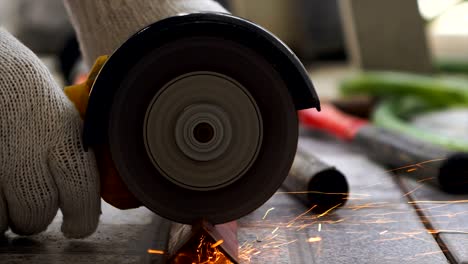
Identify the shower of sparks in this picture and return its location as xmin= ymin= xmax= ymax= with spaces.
xmin=262 ymin=239 xmax=298 ymax=249
xmin=165 ymin=235 xmax=234 ymax=264
xmin=262 ymin=208 xmax=275 ymax=220
xmin=287 ymin=205 xmax=317 ymax=227
xmin=195 ymin=235 xmax=233 ymax=264
xmin=163 ymin=157 xmax=468 ymax=263
xmin=236 ymin=193 xmax=468 ymax=264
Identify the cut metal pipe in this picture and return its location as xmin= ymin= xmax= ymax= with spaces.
xmin=282 ymin=145 xmax=349 ymax=213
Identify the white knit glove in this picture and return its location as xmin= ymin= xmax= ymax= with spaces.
xmin=0 ymin=29 xmax=100 ymax=238
xmin=63 ymin=0 xmax=227 ymax=67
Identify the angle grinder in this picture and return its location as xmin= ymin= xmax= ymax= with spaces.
xmin=65 ymin=13 xmax=320 ymax=225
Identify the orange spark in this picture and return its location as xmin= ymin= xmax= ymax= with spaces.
xmin=417 ymin=177 xmax=435 ymax=183
xmin=364 ymin=211 xmax=406 ymax=217
xmin=211 ymin=239 xmax=224 ymax=248
xmin=349 ymin=202 xmax=389 ymax=210
xmin=275 ymin=191 xmax=367 ymax=196
xmin=374 ymin=236 xmax=408 ymax=242
xmin=409 ymin=200 xmax=468 ymax=204
xmin=346 ymin=231 xmax=367 ymax=234
xmin=414 ymin=250 xmax=445 ymax=257
xmin=147 ymin=249 xmax=165 ymax=255
xmin=271 ymin=227 xmax=279 ymax=234
xmin=385 ymin=158 xmax=446 ymax=173
xmin=265 ymin=233 xmax=279 ymax=241
xmin=262 ymin=207 xmax=275 ymax=220
xmin=362 ymin=219 xmax=398 ymax=224
xmin=403 ymin=184 xmax=423 ymax=197
xmin=428 ymin=229 xmax=468 ymax=234
xmin=287 ymin=205 xmax=317 ymax=227
xmin=317 ymin=204 xmax=342 ymax=218
xmin=307 ymin=237 xmax=322 ymax=243
xmin=271 ymin=239 xmax=298 ymax=248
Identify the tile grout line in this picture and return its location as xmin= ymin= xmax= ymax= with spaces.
xmin=394 ymin=175 xmax=458 ymax=264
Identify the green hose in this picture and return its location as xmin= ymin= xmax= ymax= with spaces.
xmin=340 ymin=71 xmax=468 ymax=151
xmin=341 ymin=72 xmax=468 ymax=107
xmin=373 ymin=98 xmax=468 ymax=152
xmin=435 ymin=59 xmax=468 ymax=75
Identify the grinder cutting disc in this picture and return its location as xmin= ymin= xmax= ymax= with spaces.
xmin=84 ymin=13 xmax=320 ymax=224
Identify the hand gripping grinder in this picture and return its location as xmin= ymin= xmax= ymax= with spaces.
xmin=65 ymin=13 xmax=320 ymax=225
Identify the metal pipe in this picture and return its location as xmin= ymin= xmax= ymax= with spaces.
xmin=282 ymin=145 xmax=349 ymax=213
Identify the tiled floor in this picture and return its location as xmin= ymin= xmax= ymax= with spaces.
xmin=2 ymin=132 xmax=463 ymax=263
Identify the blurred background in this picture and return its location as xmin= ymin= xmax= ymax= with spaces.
xmin=0 ymin=0 xmax=467 ymax=147
xmin=0 ymin=0 xmax=467 ymax=81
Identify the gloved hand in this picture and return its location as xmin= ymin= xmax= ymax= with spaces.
xmin=63 ymin=0 xmax=227 ymax=67
xmin=0 ymin=29 xmax=100 ymax=238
